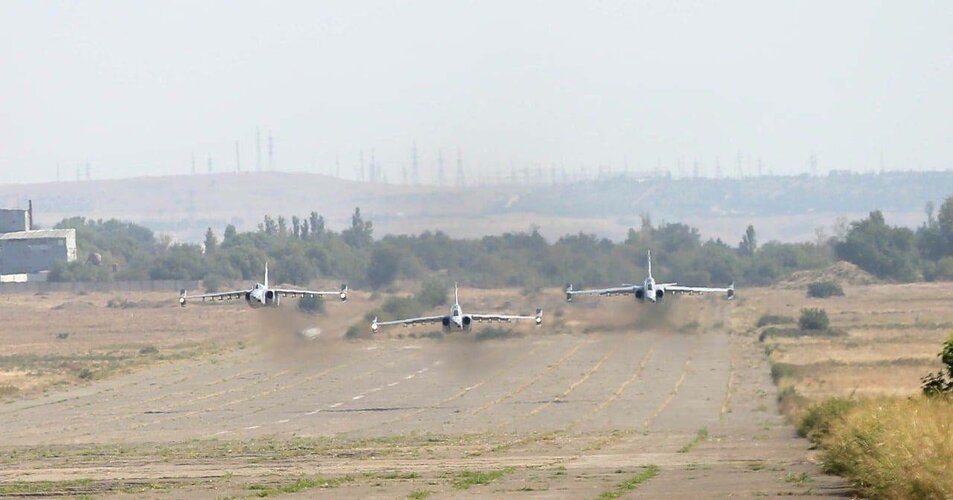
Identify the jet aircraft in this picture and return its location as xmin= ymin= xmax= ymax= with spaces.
xmin=566 ymin=250 xmax=734 ymax=303
xmin=371 ymin=284 xmax=542 ymax=333
xmin=179 ymin=263 xmax=347 ymax=308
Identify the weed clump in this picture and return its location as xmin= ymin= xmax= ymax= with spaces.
xmin=807 ymin=281 xmax=844 ymax=298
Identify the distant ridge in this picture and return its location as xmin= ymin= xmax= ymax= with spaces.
xmin=0 ymin=170 xmax=945 ymax=244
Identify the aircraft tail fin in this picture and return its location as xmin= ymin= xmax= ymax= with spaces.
xmin=264 ymin=261 xmax=269 ymax=289
xmin=647 ymin=250 xmax=653 ymax=279
xmin=454 ymin=282 xmax=459 ymax=304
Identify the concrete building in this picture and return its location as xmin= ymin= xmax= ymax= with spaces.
xmin=0 ymin=201 xmax=76 ymax=279
xmin=0 ymin=229 xmax=77 ymax=275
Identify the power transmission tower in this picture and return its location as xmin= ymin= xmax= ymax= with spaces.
xmin=256 ymin=127 xmax=262 ymax=172
xmin=411 ymin=141 xmax=419 ymax=185
xmin=455 ymin=147 xmax=465 ymax=187
xmin=437 ymin=150 xmax=446 ymax=186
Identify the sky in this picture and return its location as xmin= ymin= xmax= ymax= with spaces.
xmin=1 ymin=1 xmax=951 ymax=185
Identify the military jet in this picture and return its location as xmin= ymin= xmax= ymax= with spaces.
xmin=566 ymin=250 xmax=734 ymax=303
xmin=371 ymin=284 xmax=542 ymax=333
xmin=179 ymin=263 xmax=347 ymax=308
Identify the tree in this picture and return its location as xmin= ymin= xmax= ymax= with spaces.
xmin=223 ymin=224 xmax=237 ymax=243
xmin=835 ymin=211 xmax=918 ymax=281
xmin=291 ymin=216 xmax=301 ymax=239
xmin=739 ymin=225 xmax=757 ymax=256
xmin=343 ymin=207 xmax=373 ymax=248
xmin=260 ymin=215 xmax=278 ymax=235
xmin=367 ymin=246 xmax=400 ymax=288
xmin=309 ymin=211 xmax=325 ymax=239
xmin=277 ymin=216 xmax=288 ymax=237
xmin=203 ymin=227 xmax=218 ymax=255
xmin=300 ymin=220 xmax=309 ymax=240
xmin=799 ymin=308 xmax=830 ymax=331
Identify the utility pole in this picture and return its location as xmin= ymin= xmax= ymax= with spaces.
xmin=235 ymin=141 xmax=241 ymax=172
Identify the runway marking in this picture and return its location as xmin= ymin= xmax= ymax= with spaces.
xmin=360 ymin=339 xmax=546 ymax=432
xmin=330 ymin=402 xmax=343 ymax=408
xmin=405 ymin=374 xmax=416 ymax=380
xmin=275 ymin=419 xmax=289 ymax=424
xmin=352 ymin=395 xmax=364 ymax=400
xmin=469 ymin=338 xmax=587 ymax=417
xmin=642 ymin=335 xmax=701 ymax=431
xmin=368 ymin=387 xmax=382 ymax=393
xmin=577 ymin=345 xmax=657 ymax=426
xmin=244 ymin=425 xmax=260 ymax=430
xmin=305 ymin=409 xmax=322 ymax=415
xmin=524 ymin=351 xmax=611 ymax=418
xmin=387 ymin=382 xmax=399 ymax=387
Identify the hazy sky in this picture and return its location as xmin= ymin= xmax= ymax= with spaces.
xmin=1 ymin=1 xmax=951 ymax=184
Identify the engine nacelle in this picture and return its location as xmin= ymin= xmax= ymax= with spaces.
xmin=655 ymin=289 xmax=664 ymax=300
xmin=635 ymin=289 xmax=645 ymax=300
xmin=462 ymin=316 xmax=472 ymax=330
xmin=442 ymin=317 xmax=451 ymax=329
xmin=264 ymin=290 xmax=279 ymax=307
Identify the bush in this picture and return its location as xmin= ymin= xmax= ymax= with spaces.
xmin=139 ymin=345 xmax=159 ymax=355
xmin=297 ymin=295 xmax=325 ymax=315
xmin=798 ymin=398 xmax=856 ymax=442
xmin=757 ymin=314 xmax=795 ymax=328
xmin=921 ymin=333 xmax=953 ymax=396
xmin=416 ymin=277 xmax=448 ymax=308
xmin=345 ymin=324 xmax=366 ymax=339
xmin=807 ymin=280 xmax=844 ymax=298
xmin=799 ymin=308 xmax=830 ymax=331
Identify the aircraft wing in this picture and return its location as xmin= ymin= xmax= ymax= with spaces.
xmin=371 ymin=315 xmax=446 ymax=331
xmin=565 ymin=284 xmax=641 ymax=301
xmin=179 ymin=289 xmax=250 ymax=305
xmin=469 ymin=308 xmax=543 ymax=325
xmin=662 ymin=283 xmax=735 ymax=299
xmin=271 ymin=283 xmax=348 ymax=301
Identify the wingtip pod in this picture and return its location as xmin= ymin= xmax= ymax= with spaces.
xmin=535 ymin=308 xmax=543 ymax=325
xmin=565 ymin=284 xmax=574 ymax=303
xmin=727 ymin=282 xmax=736 ymax=300
xmin=340 ymin=283 xmax=348 ymax=301
xmin=370 ymin=317 xmax=379 ymax=333
xmin=178 ymin=289 xmax=187 ymax=307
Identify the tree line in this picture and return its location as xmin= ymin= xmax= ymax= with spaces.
xmin=49 ymin=195 xmax=953 ymax=289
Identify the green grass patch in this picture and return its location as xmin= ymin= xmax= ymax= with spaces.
xmin=677 ymin=427 xmax=709 ymax=453
xmin=247 ymin=475 xmax=353 ymax=497
xmin=597 ymin=465 xmax=660 ymax=499
xmin=452 ymin=467 xmax=514 ymax=490
xmin=0 ymin=479 xmax=95 ymax=496
xmin=407 ymin=490 xmax=431 ymax=499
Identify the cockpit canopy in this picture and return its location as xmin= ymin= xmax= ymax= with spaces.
xmin=451 ymin=305 xmax=462 ymax=316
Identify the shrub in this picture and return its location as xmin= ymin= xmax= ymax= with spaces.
xmin=344 ymin=324 xmax=365 ymax=339
xmin=757 ymin=314 xmax=795 ymax=328
xmin=139 ymin=345 xmax=159 ymax=355
xmin=416 ymin=278 xmax=448 ymax=308
xmin=297 ymin=295 xmax=325 ymax=315
xmin=921 ymin=333 xmax=953 ymax=396
xmin=797 ymin=398 xmax=856 ymax=442
xmin=807 ymin=280 xmax=844 ymax=298
xmin=799 ymin=308 xmax=829 ymax=331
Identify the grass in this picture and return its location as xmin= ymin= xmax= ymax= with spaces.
xmin=452 ymin=467 xmax=514 ymax=490
xmin=246 ymin=475 xmax=354 ymax=497
xmin=818 ymin=396 xmax=953 ymax=499
xmin=597 ymin=465 xmax=660 ymax=499
xmin=407 ymin=490 xmax=431 ymax=499
xmin=677 ymin=427 xmax=709 ymax=453
xmin=0 ymin=479 xmax=95 ymax=495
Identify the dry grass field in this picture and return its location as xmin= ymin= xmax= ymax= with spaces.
xmin=0 ymin=285 xmax=851 ymax=498
xmin=736 ymin=281 xmax=953 ymax=401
